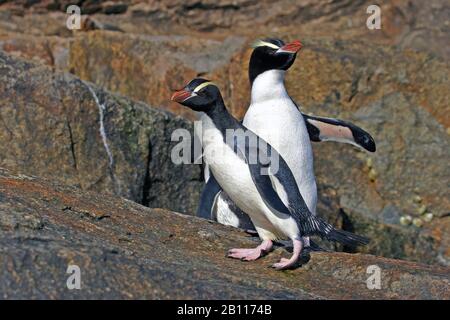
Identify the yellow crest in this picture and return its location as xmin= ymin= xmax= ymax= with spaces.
xmin=251 ymin=40 xmax=280 ymax=50
xmin=193 ymin=81 xmax=216 ymax=93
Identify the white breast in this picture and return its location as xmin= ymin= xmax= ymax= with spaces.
xmin=244 ymin=70 xmax=317 ymax=214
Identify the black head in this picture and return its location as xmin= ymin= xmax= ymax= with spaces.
xmin=249 ymin=38 xmax=302 ymax=84
xmin=171 ymin=78 xmax=223 ymax=112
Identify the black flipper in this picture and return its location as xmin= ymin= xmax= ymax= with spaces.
xmin=302 ymin=113 xmax=376 ymax=152
xmin=196 ymin=173 xmax=222 ymax=220
xmin=325 ymin=228 xmax=370 ymax=246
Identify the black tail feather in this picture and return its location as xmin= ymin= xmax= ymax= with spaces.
xmin=298 ymin=214 xmax=370 ymax=248
xmin=325 ymin=228 xmax=370 ymax=247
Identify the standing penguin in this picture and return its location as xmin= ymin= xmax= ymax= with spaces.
xmin=245 ymin=38 xmax=318 ymax=249
xmin=172 ymin=79 xmax=369 ymax=269
xmin=197 ymin=39 xmax=376 ymax=238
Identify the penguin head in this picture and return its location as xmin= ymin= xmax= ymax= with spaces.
xmin=171 ymin=78 xmax=222 ymax=112
xmin=249 ymin=38 xmax=302 ymax=83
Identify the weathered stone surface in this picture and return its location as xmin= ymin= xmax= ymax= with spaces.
xmin=67 ymin=31 xmax=245 ymax=120
xmin=0 ymin=9 xmax=72 ymax=37
xmin=0 ymin=0 xmax=448 ymax=267
xmin=0 ymin=0 xmax=368 ymax=31
xmin=0 ymin=33 xmax=71 ymax=68
xmin=3 ymin=0 xmax=448 ymax=57
xmin=0 ymin=51 xmax=202 ymax=214
xmin=0 ymin=168 xmax=448 ymax=299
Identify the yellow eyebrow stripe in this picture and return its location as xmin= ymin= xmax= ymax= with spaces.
xmin=193 ymin=81 xmax=215 ymax=93
xmin=251 ymin=40 xmax=280 ymax=49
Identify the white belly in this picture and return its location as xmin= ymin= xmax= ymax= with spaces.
xmin=200 ymin=115 xmax=299 ymax=240
xmin=244 ymin=95 xmax=317 ymax=215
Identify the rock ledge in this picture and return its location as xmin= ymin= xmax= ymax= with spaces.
xmin=0 ymin=168 xmax=448 ymax=299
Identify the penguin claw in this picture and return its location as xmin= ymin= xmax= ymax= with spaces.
xmin=227 ymin=247 xmax=264 ymax=261
xmin=271 ymin=239 xmax=303 ymax=270
xmin=271 ymin=258 xmax=294 ymax=270
xmin=227 ymin=241 xmax=273 ymax=261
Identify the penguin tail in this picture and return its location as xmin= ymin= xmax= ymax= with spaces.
xmin=298 ymin=215 xmax=369 ymax=247
xmin=325 ymin=228 xmax=370 ymax=247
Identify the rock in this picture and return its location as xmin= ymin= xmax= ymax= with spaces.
xmin=0 ymin=168 xmax=448 ymax=299
xmin=67 ymin=31 xmax=245 ymax=120
xmin=0 ymin=33 xmax=71 ymax=68
xmin=0 ymin=51 xmax=202 ymax=214
xmin=0 ymin=0 xmax=128 ymax=15
xmin=0 ymin=8 xmax=72 ymax=37
xmin=102 ymin=2 xmax=128 ymax=15
xmin=0 ymin=0 xmax=368 ymax=31
xmin=381 ymin=0 xmax=450 ymax=60
xmin=81 ymin=16 xmax=124 ymax=32
xmin=301 ymin=46 xmax=449 ymax=264
xmin=311 ymin=97 xmax=450 ymax=264
xmin=2 ymin=0 xmax=449 ymax=58
xmin=0 ymin=0 xmax=448 ymax=267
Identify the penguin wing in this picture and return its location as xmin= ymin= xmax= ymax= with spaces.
xmin=196 ymin=173 xmax=222 ymax=220
xmin=302 ymin=113 xmax=376 ymax=152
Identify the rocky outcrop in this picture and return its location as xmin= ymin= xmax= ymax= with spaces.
xmin=0 ymin=168 xmax=448 ymax=299
xmin=0 ymin=52 xmax=202 ymax=214
xmin=67 ymin=31 xmax=245 ymax=120
xmin=0 ymin=0 xmax=448 ymax=269
xmin=2 ymin=1 xmax=448 ymax=58
xmin=0 ymin=0 xmax=369 ymax=30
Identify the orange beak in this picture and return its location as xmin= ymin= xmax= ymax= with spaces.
xmin=171 ymin=89 xmax=192 ymax=103
xmin=278 ymin=40 xmax=302 ymax=53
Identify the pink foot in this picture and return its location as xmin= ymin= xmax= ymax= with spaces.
xmin=272 ymin=238 xmax=303 ymax=270
xmin=227 ymin=240 xmax=273 ymax=261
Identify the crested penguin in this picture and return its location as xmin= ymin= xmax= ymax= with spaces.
xmin=197 ymin=38 xmax=376 ymax=237
xmin=171 ymin=79 xmax=369 ymax=269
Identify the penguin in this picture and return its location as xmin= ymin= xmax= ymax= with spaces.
xmin=197 ymin=38 xmax=376 ymax=237
xmin=171 ymin=79 xmax=369 ymax=269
